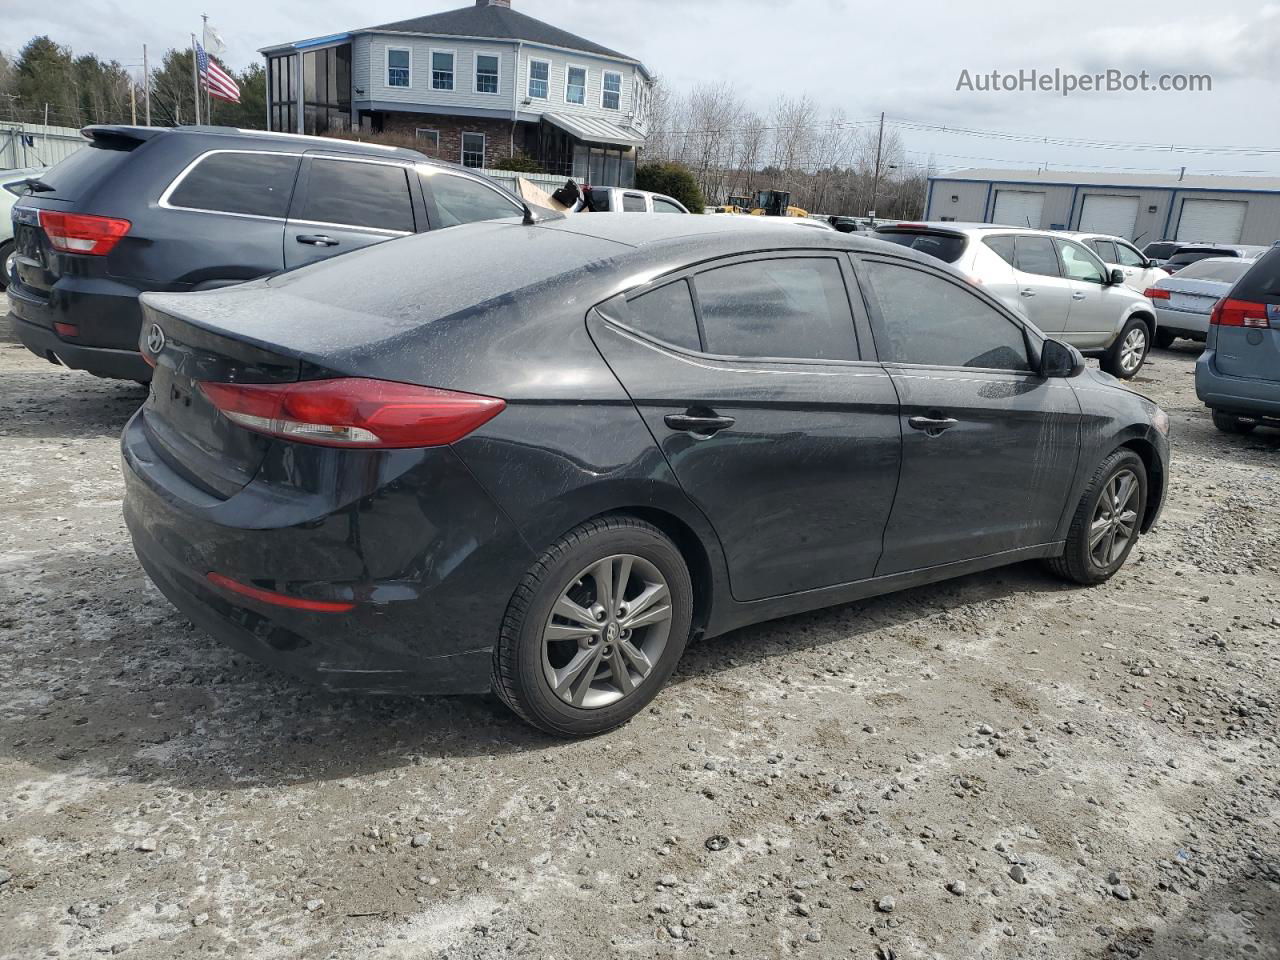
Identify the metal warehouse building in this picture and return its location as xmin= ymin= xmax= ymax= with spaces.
xmin=924 ymin=169 xmax=1280 ymax=246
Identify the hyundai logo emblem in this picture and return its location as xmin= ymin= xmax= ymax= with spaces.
xmin=145 ymin=323 xmax=166 ymax=355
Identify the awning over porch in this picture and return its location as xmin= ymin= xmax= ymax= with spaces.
xmin=543 ymin=113 xmax=645 ymax=148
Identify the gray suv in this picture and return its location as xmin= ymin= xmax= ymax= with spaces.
xmin=876 ymin=223 xmax=1158 ymax=378
xmin=8 ymin=125 xmax=526 ymax=381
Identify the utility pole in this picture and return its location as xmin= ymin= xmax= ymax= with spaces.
xmin=190 ymin=34 xmax=202 ymax=125
xmin=130 ymin=81 xmax=136 ymax=125
xmin=143 ymin=44 xmax=151 ymax=126
xmin=869 ymin=111 xmax=885 ymax=222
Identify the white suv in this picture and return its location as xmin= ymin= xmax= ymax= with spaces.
xmin=1071 ymin=232 xmax=1169 ymax=294
xmin=875 ymin=223 xmax=1159 ymax=378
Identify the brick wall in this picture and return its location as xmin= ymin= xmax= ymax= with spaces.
xmin=380 ymin=113 xmax=514 ymax=168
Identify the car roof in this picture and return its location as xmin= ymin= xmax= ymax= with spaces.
xmin=82 ymin=125 xmax=430 ymax=162
xmin=876 ymin=221 xmax=1047 ymax=236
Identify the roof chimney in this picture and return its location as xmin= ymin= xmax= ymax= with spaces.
xmin=476 ymin=0 xmax=511 ymax=6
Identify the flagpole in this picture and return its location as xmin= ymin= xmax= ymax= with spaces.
xmin=202 ymin=15 xmax=212 ymax=123
xmin=190 ymin=33 xmax=202 ymax=125
xmin=142 ymin=44 xmax=151 ymax=126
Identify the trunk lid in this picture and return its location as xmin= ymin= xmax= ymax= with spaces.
xmin=138 ymin=295 xmax=305 ymax=500
xmin=1155 ymin=277 xmax=1233 ymax=316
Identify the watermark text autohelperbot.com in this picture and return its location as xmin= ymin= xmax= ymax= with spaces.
xmin=956 ymin=68 xmax=1212 ymax=96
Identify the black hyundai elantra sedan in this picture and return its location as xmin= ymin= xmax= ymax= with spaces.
xmin=122 ymin=213 xmax=1170 ymax=737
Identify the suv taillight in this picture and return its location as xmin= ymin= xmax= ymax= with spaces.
xmin=38 ymin=210 xmax=131 ymax=255
xmin=1210 ymin=298 xmax=1269 ymax=328
xmin=197 ymin=378 xmax=506 ymax=448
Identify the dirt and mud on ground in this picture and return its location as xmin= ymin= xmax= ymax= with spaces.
xmin=1 ymin=311 xmax=1278 ymax=960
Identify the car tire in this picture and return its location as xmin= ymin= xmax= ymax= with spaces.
xmin=1102 ymin=317 xmax=1150 ymax=379
xmin=1154 ymin=328 xmax=1176 ymax=350
xmin=1212 ymin=410 xmax=1256 ymax=434
xmin=0 ymin=239 xmax=13 ymax=292
xmin=1045 ymin=449 xmax=1148 ymax=586
xmin=491 ymin=515 xmax=693 ymax=738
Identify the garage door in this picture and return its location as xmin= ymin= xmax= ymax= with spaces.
xmin=1176 ymin=199 xmax=1247 ymax=243
xmin=991 ymin=190 xmax=1045 ymax=229
xmin=1078 ymin=194 xmax=1139 ymax=238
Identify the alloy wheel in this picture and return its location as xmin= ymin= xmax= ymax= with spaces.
xmin=1089 ymin=468 xmax=1140 ymax=567
xmin=1119 ymin=327 xmax=1147 ymax=374
xmin=541 ymin=554 xmax=673 ymax=709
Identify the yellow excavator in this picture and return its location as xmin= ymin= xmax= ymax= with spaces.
xmin=747 ymin=189 xmax=808 ymax=218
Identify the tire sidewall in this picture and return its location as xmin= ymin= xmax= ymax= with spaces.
xmin=1108 ymin=318 xmax=1149 ymax=379
xmin=510 ymin=524 xmax=693 ymax=736
xmin=1076 ymin=452 xmax=1148 ymax=579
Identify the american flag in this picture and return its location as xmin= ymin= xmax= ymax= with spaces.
xmin=196 ymin=43 xmax=240 ymax=103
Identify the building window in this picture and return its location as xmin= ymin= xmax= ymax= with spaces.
xmin=431 ymin=50 xmax=454 ymax=91
xmin=461 ymin=132 xmax=485 ymax=168
xmin=387 ymin=48 xmax=410 ymax=88
xmin=527 ymin=58 xmax=549 ymax=99
xmin=415 ymin=129 xmax=439 ymax=149
xmin=475 ymin=53 xmax=499 ymax=94
xmin=602 ymin=71 xmax=622 ymax=110
xmin=565 ymin=65 xmax=586 ymax=105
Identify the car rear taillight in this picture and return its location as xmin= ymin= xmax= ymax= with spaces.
xmin=38 ymin=210 xmax=131 ymax=255
xmin=1143 ymin=287 xmax=1170 ymax=300
xmin=1210 ymin=298 xmax=1270 ymax=328
xmin=197 ymin=377 xmax=506 ymax=448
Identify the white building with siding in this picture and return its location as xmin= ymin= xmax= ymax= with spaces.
xmin=260 ymin=0 xmax=653 ymax=186
xmin=925 ymin=169 xmax=1280 ymax=246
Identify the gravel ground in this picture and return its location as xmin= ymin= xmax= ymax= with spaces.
xmin=1 ymin=310 xmax=1278 ymax=960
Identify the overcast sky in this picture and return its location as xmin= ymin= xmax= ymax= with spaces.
xmin=8 ymin=0 xmax=1279 ymax=176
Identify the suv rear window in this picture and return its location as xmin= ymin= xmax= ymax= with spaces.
xmin=27 ymin=140 xmax=137 ymax=200
xmin=874 ymin=230 xmax=967 ymax=264
xmin=1232 ymin=248 xmax=1280 ymax=303
xmin=169 ymin=152 xmax=301 ymax=219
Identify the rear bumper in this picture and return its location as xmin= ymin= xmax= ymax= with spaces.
xmin=9 ymin=311 xmax=154 ymax=381
xmin=121 ymin=411 xmax=535 ymax=694
xmin=1154 ymin=306 xmax=1210 ymax=338
xmin=1195 ymin=351 xmax=1280 ymax=418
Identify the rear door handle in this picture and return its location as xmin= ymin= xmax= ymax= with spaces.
xmin=1019 ymin=288 xmax=1037 ymax=298
xmin=664 ymin=413 xmax=735 ymax=437
xmin=1072 ymin=291 xmax=1088 ymax=300
xmin=296 ymin=234 xmax=340 ymax=247
xmin=908 ymin=415 xmax=959 ymax=436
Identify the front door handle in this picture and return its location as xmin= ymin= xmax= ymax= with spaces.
xmin=296 ymin=234 xmax=340 ymax=247
xmin=1072 ymin=291 xmax=1088 ymax=300
xmin=664 ymin=413 xmax=735 ymax=437
xmin=1019 ymin=288 xmax=1037 ymax=298
xmin=908 ymin=415 xmax=959 ymax=436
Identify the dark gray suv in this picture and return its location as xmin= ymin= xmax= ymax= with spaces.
xmin=7 ymin=125 xmax=526 ymax=381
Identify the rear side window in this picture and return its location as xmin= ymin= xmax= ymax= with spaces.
xmin=876 ymin=230 xmax=967 ymax=264
xmin=1013 ymin=236 xmax=1060 ymax=277
xmin=297 ymin=159 xmax=414 ymax=232
xmin=622 ymin=193 xmax=647 ymax=213
xmin=863 ymin=260 xmax=1030 ymax=372
xmin=426 ymin=172 xmax=522 ymax=228
xmin=168 ymin=151 xmax=300 ymax=218
xmin=694 ymin=258 xmax=858 ymax=361
xmin=983 ymin=235 xmax=1016 ymax=267
xmin=623 ymin=280 xmax=700 ymax=351
xmin=1092 ymin=239 xmax=1118 ymax=263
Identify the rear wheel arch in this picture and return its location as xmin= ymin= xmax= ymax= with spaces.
xmin=619 ymin=507 xmax=715 ymax=639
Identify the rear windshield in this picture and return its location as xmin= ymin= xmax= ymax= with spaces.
xmin=1168 ymin=249 xmax=1236 ymax=267
xmin=875 ymin=230 xmax=968 ymax=264
xmin=1233 ymin=248 xmax=1280 ymax=303
xmin=22 ymin=139 xmax=137 ymax=200
xmin=1144 ymin=242 xmax=1178 ymax=259
xmin=1175 ymin=259 xmax=1252 ymax=283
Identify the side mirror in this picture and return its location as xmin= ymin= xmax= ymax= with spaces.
xmin=1109 ymin=267 xmax=1126 ymax=286
xmin=1040 ymin=338 xmax=1085 ymax=378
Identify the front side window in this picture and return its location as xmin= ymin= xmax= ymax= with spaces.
xmin=652 ymin=197 xmax=685 ymax=214
xmin=461 ymin=132 xmax=485 ymax=168
xmin=602 ymin=71 xmax=622 ymax=110
xmin=168 ymin=152 xmax=301 ymax=219
xmin=297 ymin=159 xmax=414 ymax=233
xmin=1013 ymin=236 xmax=1061 ymax=277
xmin=528 ymin=58 xmax=549 ymax=99
xmin=694 ymin=258 xmax=858 ymax=361
xmin=565 ymin=65 xmax=586 ymax=105
xmin=1057 ymin=240 xmax=1107 ymax=283
xmin=863 ymin=260 xmax=1030 ymax=372
xmin=623 ymin=280 xmax=701 ymax=351
xmin=431 ymin=50 xmax=454 ymax=90
xmin=475 ymin=53 xmax=499 ymax=94
xmin=1115 ymin=242 xmax=1147 ymax=267
xmin=425 ymin=172 xmax=522 ymax=228
xmin=387 ymin=48 xmax=410 ymax=88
